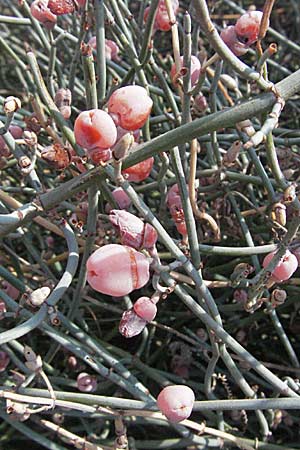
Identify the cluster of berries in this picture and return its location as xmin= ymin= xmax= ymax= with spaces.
xmin=221 ymin=10 xmax=267 ymax=56
xmin=86 ymin=210 xmax=158 ymax=337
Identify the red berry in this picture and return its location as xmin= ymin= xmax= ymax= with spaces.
xmin=108 ymin=86 xmax=153 ymax=131
xmin=48 ymin=0 xmax=75 ymax=15
xmin=235 ymin=11 xmax=265 ymax=46
xmin=220 ymin=26 xmax=248 ymax=56
xmin=263 ymin=250 xmax=298 ymax=282
xmin=74 ymin=109 xmax=117 ymax=151
xmin=122 ymin=156 xmax=154 ymax=182
xmin=157 ymin=385 xmax=195 ymax=422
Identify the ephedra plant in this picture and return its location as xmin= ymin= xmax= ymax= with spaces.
xmin=0 ymin=0 xmax=300 ymax=449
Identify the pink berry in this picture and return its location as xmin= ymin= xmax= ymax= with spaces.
xmin=86 ymin=244 xmax=150 ymax=296
xmin=263 ymin=250 xmax=298 ymax=282
xmin=220 ymin=26 xmax=248 ymax=56
xmin=133 ymin=296 xmax=157 ymax=322
xmin=109 ymin=187 xmax=132 ymax=211
xmin=48 ymin=0 xmax=75 ymax=15
xmin=77 ymin=373 xmax=97 ymax=392
xmin=88 ymin=37 xmax=120 ymax=61
xmin=144 ymin=0 xmax=179 ymax=32
xmin=30 ymin=0 xmax=57 ymax=29
xmin=74 ymin=109 xmax=117 ymax=151
xmin=108 ymin=86 xmax=153 ymax=131
xmin=235 ymin=11 xmax=265 ymax=46
xmin=170 ymin=55 xmax=201 ymax=87
xmin=157 ymin=385 xmax=195 ymax=422
xmin=77 ymin=0 xmax=86 ymax=7
xmin=109 ymin=210 xmax=157 ymax=250
xmin=119 ymin=308 xmax=148 ymax=338
xmin=122 ymin=157 xmax=154 ymax=182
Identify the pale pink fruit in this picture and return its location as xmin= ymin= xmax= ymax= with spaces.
xmin=157 ymin=385 xmax=195 ymax=422
xmin=119 ymin=308 xmax=148 ymax=338
xmin=109 ymin=187 xmax=132 ymax=211
xmin=109 ymin=210 xmax=157 ymax=250
xmin=88 ymin=37 xmax=120 ymax=61
xmin=235 ymin=11 xmax=265 ymax=46
xmin=133 ymin=296 xmax=157 ymax=321
xmin=115 ymin=126 xmax=140 ymax=144
xmin=77 ymin=0 xmax=86 ymax=7
xmin=77 ymin=373 xmax=97 ymax=392
xmin=263 ymin=250 xmax=298 ymax=282
xmin=170 ymin=55 xmax=201 ymax=87
xmin=220 ymin=26 xmax=248 ymax=56
xmin=86 ymin=244 xmax=150 ymax=296
xmin=74 ymin=109 xmax=117 ymax=151
xmin=122 ymin=156 xmax=154 ymax=182
xmin=108 ymin=86 xmax=153 ymax=131
xmin=30 ymin=0 xmax=57 ymax=29
xmin=144 ymin=0 xmax=179 ymax=32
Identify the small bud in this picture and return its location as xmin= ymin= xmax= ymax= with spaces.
xmin=112 ymin=133 xmax=134 ymax=161
xmin=270 ymin=289 xmax=287 ymax=307
xmin=231 ymin=263 xmax=254 ymax=287
xmin=24 ymin=345 xmax=43 ymax=372
xmin=18 ymin=155 xmax=31 ymax=170
xmin=223 ymin=140 xmax=242 ymax=165
xmin=4 ymin=96 xmax=21 ymax=114
xmin=27 ymin=286 xmax=51 ymax=307
xmin=55 ymin=88 xmax=72 ymax=119
xmin=270 ymin=202 xmax=286 ymax=227
xmin=283 ymin=184 xmax=297 ymax=203
xmin=77 ymin=373 xmax=97 ymax=392
xmin=23 ymin=130 xmax=38 ymax=147
xmin=236 ymin=119 xmax=255 ymax=137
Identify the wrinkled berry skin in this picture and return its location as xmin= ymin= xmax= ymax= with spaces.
xmin=133 ymin=296 xmax=157 ymax=322
xmin=235 ymin=11 xmax=264 ymax=46
xmin=87 ymin=147 xmax=112 ymax=164
xmin=106 ymin=188 xmax=132 ymax=212
xmin=157 ymin=385 xmax=195 ymax=422
xmin=263 ymin=250 xmax=298 ymax=282
xmin=48 ymin=0 xmax=75 ymax=15
xmin=87 ymin=244 xmax=150 ymax=296
xmin=108 ymin=86 xmax=153 ymax=131
xmin=109 ymin=210 xmax=157 ymax=250
xmin=30 ymin=0 xmax=57 ymax=29
xmin=170 ymin=55 xmax=201 ymax=87
xmin=220 ymin=26 xmax=248 ymax=56
xmin=122 ymin=157 xmax=154 ymax=182
xmin=119 ymin=308 xmax=147 ymax=338
xmin=74 ymin=109 xmax=117 ymax=151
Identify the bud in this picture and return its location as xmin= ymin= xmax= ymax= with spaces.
xmin=270 ymin=202 xmax=286 ymax=227
xmin=24 ymin=346 xmax=43 ymax=372
xmin=270 ymin=289 xmax=287 ymax=307
xmin=54 ymin=88 xmax=72 ymax=119
xmin=6 ymin=399 xmax=30 ymax=422
xmin=109 ymin=210 xmax=158 ymax=250
xmin=112 ymin=133 xmax=134 ymax=161
xmin=23 ymin=130 xmax=38 ymax=147
xmin=223 ymin=140 xmax=242 ymax=165
xmin=220 ymin=74 xmax=239 ymax=91
xmin=283 ymin=184 xmax=297 ymax=203
xmin=4 ymin=96 xmax=21 ymax=114
xmin=77 ymin=373 xmax=97 ymax=392
xmin=236 ymin=119 xmax=255 ymax=137
xmin=231 ymin=263 xmax=254 ymax=287
xmin=27 ymin=286 xmax=51 ymax=307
